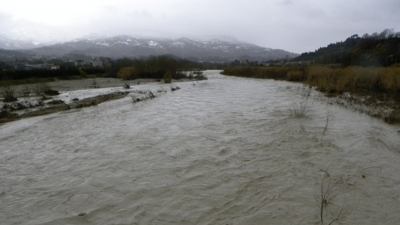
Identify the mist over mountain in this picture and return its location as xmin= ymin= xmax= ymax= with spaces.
xmin=0 ymin=35 xmax=44 ymax=50
xmin=19 ymin=36 xmax=297 ymax=62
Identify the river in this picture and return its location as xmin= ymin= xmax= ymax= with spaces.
xmin=1 ymin=71 xmax=400 ymax=225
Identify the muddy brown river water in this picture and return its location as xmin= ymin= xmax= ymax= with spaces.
xmin=1 ymin=71 xmax=400 ymax=225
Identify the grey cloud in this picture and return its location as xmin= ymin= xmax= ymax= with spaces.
xmin=279 ymin=0 xmax=293 ymax=6
xmin=0 ymin=0 xmax=399 ymax=53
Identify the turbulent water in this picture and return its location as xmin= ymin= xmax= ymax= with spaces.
xmin=1 ymin=71 xmax=400 ymax=225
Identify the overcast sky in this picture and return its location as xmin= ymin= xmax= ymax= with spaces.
xmin=0 ymin=0 xmax=399 ymax=53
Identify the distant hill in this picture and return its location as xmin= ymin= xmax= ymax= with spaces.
xmin=295 ymin=29 xmax=400 ymax=66
xmin=0 ymin=35 xmax=43 ymax=50
xmin=0 ymin=49 xmax=34 ymax=62
xmin=22 ymin=36 xmax=297 ymax=62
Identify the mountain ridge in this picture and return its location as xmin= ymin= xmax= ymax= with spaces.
xmin=14 ymin=36 xmax=297 ymax=62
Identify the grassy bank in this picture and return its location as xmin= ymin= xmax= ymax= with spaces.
xmin=223 ymin=65 xmax=400 ymax=95
xmin=223 ymin=65 xmax=400 ymax=123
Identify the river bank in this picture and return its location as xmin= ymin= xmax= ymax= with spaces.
xmin=0 ymin=78 xmax=185 ymax=124
xmin=223 ymin=66 xmax=400 ymax=124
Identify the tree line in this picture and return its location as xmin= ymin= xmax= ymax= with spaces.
xmin=295 ymin=29 xmax=400 ymax=67
xmin=0 ymin=55 xmax=218 ymax=81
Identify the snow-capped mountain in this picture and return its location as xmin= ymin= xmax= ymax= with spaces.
xmin=26 ymin=36 xmax=297 ymax=62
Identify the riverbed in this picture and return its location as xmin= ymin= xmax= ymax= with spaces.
xmin=1 ymin=70 xmax=399 ymax=225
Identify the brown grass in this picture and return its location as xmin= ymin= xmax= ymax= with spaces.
xmin=222 ymin=66 xmax=303 ymax=80
xmin=117 ymin=67 xmax=139 ymax=80
xmin=223 ymin=65 xmax=400 ymax=95
xmin=1 ymin=86 xmax=18 ymax=102
xmin=307 ymin=66 xmax=400 ymax=94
